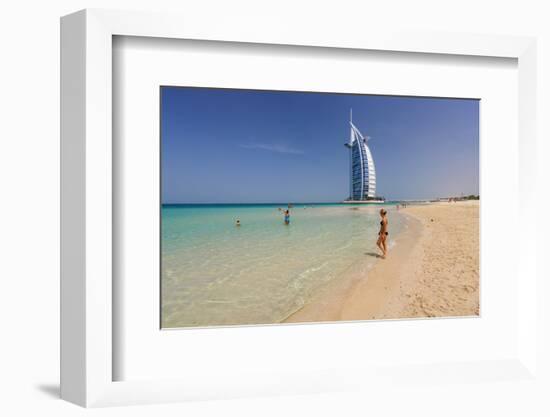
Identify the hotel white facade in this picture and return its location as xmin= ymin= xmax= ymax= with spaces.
xmin=344 ymin=112 xmax=377 ymax=201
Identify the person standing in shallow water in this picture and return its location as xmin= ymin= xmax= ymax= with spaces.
xmin=284 ymin=209 xmax=290 ymax=225
xmin=376 ymin=209 xmax=388 ymax=258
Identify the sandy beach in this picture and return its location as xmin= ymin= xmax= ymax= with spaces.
xmin=284 ymin=200 xmax=479 ymax=323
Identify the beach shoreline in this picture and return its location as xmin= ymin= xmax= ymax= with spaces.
xmin=284 ymin=200 xmax=480 ymax=323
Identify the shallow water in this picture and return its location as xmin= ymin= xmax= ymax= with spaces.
xmin=161 ymin=203 xmax=405 ymax=328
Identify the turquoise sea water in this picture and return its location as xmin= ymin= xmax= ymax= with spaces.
xmin=161 ymin=203 xmax=406 ymax=328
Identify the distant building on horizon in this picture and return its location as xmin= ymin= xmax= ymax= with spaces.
xmin=344 ymin=111 xmax=380 ymax=202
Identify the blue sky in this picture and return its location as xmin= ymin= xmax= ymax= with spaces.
xmin=161 ymin=87 xmax=479 ymax=203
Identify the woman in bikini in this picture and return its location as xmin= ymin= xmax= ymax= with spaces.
xmin=376 ymin=209 xmax=388 ymax=258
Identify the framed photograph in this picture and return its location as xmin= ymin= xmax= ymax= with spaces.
xmin=61 ymin=9 xmax=543 ymax=408
xmin=159 ymin=86 xmax=480 ymax=329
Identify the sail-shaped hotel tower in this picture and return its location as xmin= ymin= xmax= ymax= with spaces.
xmin=344 ymin=111 xmax=381 ymax=202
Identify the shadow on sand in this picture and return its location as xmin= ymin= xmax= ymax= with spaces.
xmin=364 ymin=252 xmax=383 ymax=259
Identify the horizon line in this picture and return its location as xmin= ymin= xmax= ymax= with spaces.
xmin=161 ymin=196 xmax=479 ymax=205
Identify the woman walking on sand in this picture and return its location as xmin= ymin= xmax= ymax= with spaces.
xmin=377 ymin=209 xmax=388 ymax=258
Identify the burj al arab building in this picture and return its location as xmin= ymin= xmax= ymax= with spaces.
xmin=344 ymin=111 xmax=382 ymax=202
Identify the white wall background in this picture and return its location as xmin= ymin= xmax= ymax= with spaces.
xmin=0 ymin=0 xmax=548 ymax=416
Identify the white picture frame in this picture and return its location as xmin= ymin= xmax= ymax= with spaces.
xmin=61 ymin=8 xmax=543 ymax=408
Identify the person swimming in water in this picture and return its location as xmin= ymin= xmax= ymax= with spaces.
xmin=376 ymin=209 xmax=388 ymax=258
xmin=284 ymin=209 xmax=290 ymax=225
xmin=236 ymin=219 xmax=241 ymax=227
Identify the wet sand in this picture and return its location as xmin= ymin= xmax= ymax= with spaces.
xmin=284 ymin=201 xmax=479 ymax=323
